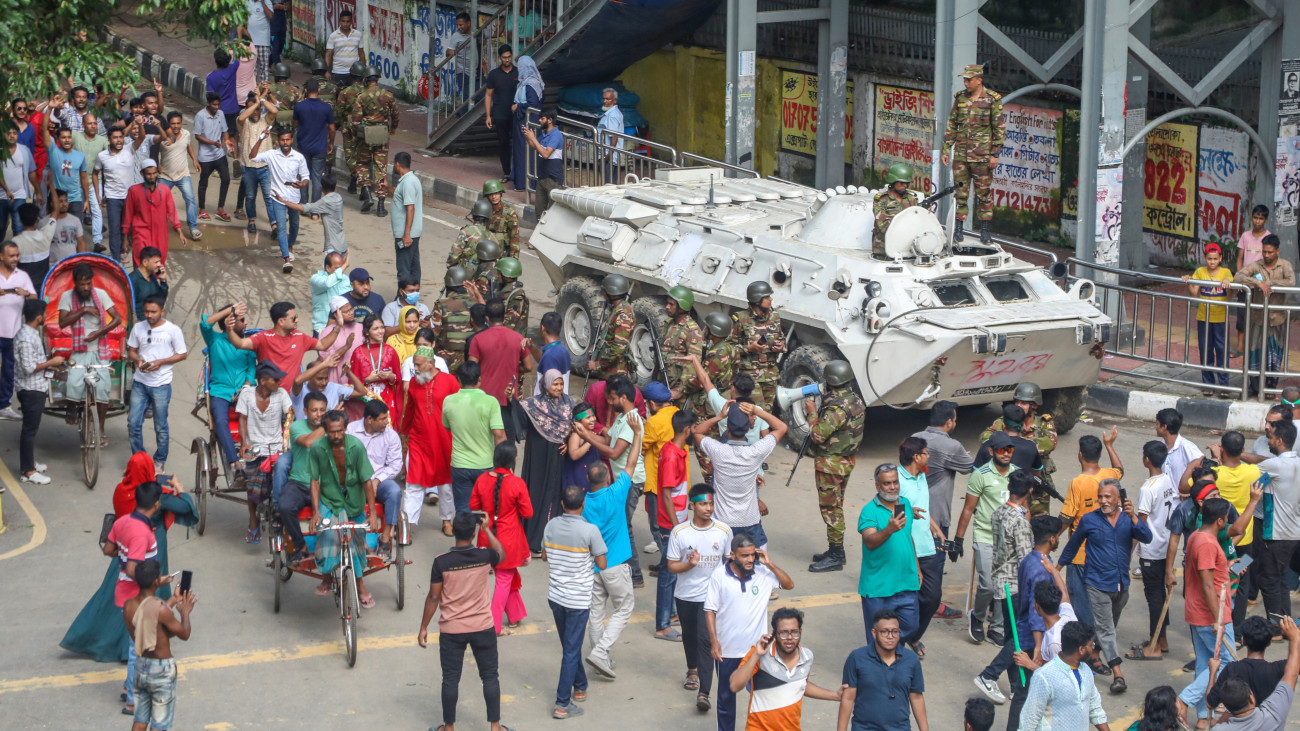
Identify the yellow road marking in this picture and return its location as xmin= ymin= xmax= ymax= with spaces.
xmin=0 ymin=460 xmax=47 ymax=560
xmin=1 ymin=590 xmax=866 ymax=695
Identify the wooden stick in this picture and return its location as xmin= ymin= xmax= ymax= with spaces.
xmin=964 ymin=554 xmax=976 ymax=617
xmin=1145 ymin=589 xmax=1174 ymax=655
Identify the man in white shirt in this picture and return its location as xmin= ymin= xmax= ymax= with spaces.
xmin=244 ymin=0 xmax=274 ymax=82
xmin=94 ymin=124 xmax=144 ymax=262
xmin=1132 ymin=440 xmax=1180 ymax=660
xmin=250 ymin=127 xmax=309 ymax=272
xmin=126 ymin=294 xmax=188 ymax=473
xmin=598 ymin=87 xmax=625 ymax=184
xmin=667 ymin=483 xmax=732 ymax=711
xmin=0 ymin=241 xmax=37 ymax=422
xmin=324 ymin=11 xmax=363 ymax=85
xmin=1156 ymin=407 xmax=1202 ymax=496
xmin=692 ymin=403 xmax=787 ymax=549
xmin=1 ymin=125 xmax=39 ymax=240
xmin=157 ymin=111 xmax=201 ymax=240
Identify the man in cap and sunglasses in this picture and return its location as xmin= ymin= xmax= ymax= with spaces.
xmin=954 ymin=430 xmax=1019 ymax=645
xmin=980 ymin=382 xmax=1058 ymax=515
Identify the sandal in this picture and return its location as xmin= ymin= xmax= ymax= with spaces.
xmin=683 ymin=671 xmax=700 ymax=691
xmin=507 ymin=620 xmax=522 ymax=629
xmin=100 ymin=435 xmax=109 ymax=447
xmin=376 ymin=541 xmax=392 ymax=561
xmin=1125 ymin=646 xmax=1163 ymax=661
xmin=233 ymin=209 xmax=246 ymax=220
xmin=215 ymin=210 xmax=231 ymax=222
xmin=1088 ymin=658 xmax=1112 ymax=676
xmin=909 ymin=641 xmax=926 ymax=659
xmin=360 ymin=593 xmax=376 ymax=609
xmin=245 ymin=526 xmax=261 ymax=544
xmin=498 ymin=627 xmax=515 ymax=636
xmin=198 ymin=211 xmax=211 ymax=220
xmin=315 ymin=579 xmax=332 ymax=596
xmin=1110 ymin=676 xmax=1127 ymax=694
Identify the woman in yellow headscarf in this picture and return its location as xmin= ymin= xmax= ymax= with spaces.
xmin=386 ymin=305 xmax=421 ymax=363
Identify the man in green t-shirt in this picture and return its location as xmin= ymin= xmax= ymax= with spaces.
xmin=276 ymin=390 xmax=327 ymax=565
xmin=309 ymin=410 xmax=378 ymax=605
xmin=441 ymin=360 xmax=506 ymax=513
xmin=857 ymin=463 xmax=921 ymax=642
xmin=954 ymin=431 xmax=1018 ymax=644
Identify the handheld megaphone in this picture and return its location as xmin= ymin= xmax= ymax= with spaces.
xmin=776 ymin=383 xmax=823 ymax=410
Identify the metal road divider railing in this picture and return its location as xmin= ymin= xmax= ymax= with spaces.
xmin=524 ymin=107 xmax=681 ymax=199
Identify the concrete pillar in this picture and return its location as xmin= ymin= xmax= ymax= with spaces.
xmin=934 ymin=0 xmax=980 ymax=218
xmin=1119 ymin=8 xmax=1151 ymax=271
xmin=814 ymin=0 xmax=848 ymax=187
xmin=1256 ymin=1 xmax=1300 ymax=263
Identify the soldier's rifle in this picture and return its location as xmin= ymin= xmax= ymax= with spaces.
xmin=580 ymin=307 xmax=613 ymax=392
xmin=643 ymin=314 xmax=671 ymax=388
xmin=920 ymin=184 xmax=958 ymax=210
xmin=786 ymin=430 xmax=812 ymax=487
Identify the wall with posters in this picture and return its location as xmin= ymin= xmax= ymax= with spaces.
xmin=779 ymin=70 xmax=853 ymax=164
xmin=871 ymin=84 xmax=935 ymax=192
xmin=1142 ymin=122 xmax=1199 ymax=239
xmin=991 ymin=103 xmax=1062 ymax=236
xmin=292 ymin=0 xmax=319 ymax=49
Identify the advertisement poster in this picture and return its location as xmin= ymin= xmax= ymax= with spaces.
xmin=1095 ymin=166 xmax=1123 ymax=264
xmin=1142 ymin=122 xmax=1199 ymax=238
xmin=1281 ymin=58 xmax=1300 ymax=116
xmin=1196 ymin=125 xmax=1248 ymax=246
xmin=992 ymin=103 xmax=1062 ymax=217
xmin=292 ymin=0 xmax=319 ymax=48
xmin=780 ymin=70 xmax=854 ymax=164
xmin=872 ymin=84 xmax=935 ymax=192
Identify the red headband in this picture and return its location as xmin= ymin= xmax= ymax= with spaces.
xmin=1194 ymin=482 xmax=1218 ymax=502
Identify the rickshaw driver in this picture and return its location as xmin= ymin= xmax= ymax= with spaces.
xmin=309 ymin=410 xmax=382 ymax=608
xmin=58 ymin=262 xmax=123 ymax=443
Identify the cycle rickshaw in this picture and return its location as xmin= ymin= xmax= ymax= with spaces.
xmin=40 ymin=253 xmax=134 ymax=488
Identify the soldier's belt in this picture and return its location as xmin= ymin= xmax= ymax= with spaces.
xmin=362 ymin=122 xmax=390 ymax=146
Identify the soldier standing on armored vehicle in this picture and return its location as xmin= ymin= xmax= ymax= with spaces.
xmin=472 ymin=239 xmax=504 ymax=299
xmin=662 ymin=286 xmax=705 ymax=404
xmin=804 ymin=361 xmax=867 ymax=573
xmin=266 ymin=62 xmax=301 ymax=128
xmin=497 ymin=258 xmax=529 ymax=336
xmin=433 ymin=266 xmax=477 ymax=371
xmin=873 ymin=163 xmax=918 ymax=257
xmin=335 ymin=60 xmax=368 ymax=195
xmin=351 ymin=65 xmax=398 ymax=216
xmin=979 ymin=382 xmax=1058 ymax=515
xmin=940 ymin=63 xmax=1004 ymax=244
xmin=733 ymin=281 xmax=786 ymax=411
xmin=482 ymin=179 xmax=521 ymax=258
xmin=449 ymin=199 xmax=500 ymax=270
xmin=586 ymin=274 xmax=635 ymax=381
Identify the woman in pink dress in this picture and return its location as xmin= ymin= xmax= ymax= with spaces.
xmin=470 ymin=441 xmax=534 ymax=634
xmin=348 ymin=314 xmax=402 ymax=425
xmin=400 ymin=346 xmax=459 ymax=533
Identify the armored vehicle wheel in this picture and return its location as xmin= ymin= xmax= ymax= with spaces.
xmin=630 ymin=296 xmax=671 ymax=388
xmin=779 ymin=343 xmax=842 ymax=445
xmin=1042 ymin=386 xmax=1085 ymax=434
xmin=557 ymin=276 xmax=607 ymax=376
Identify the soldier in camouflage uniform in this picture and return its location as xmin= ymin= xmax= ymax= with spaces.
xmin=497 ymin=258 xmax=529 ymax=336
xmin=676 ymin=311 xmax=743 ymax=481
xmin=661 ymin=286 xmax=705 ymax=405
xmin=448 ymin=198 xmax=500 ymax=270
xmin=266 ymin=62 xmax=302 ymax=130
xmin=310 ymin=58 xmax=339 ymax=107
xmin=336 ymin=60 xmax=368 ymax=195
xmin=471 ymin=239 xmax=505 ymax=300
xmin=873 ymin=162 xmax=918 ymax=257
xmin=482 ymin=178 xmax=521 ymax=258
xmin=979 ymin=382 xmax=1058 ymax=515
xmin=432 ymin=266 xmax=476 ymax=371
xmin=585 ymin=274 xmax=635 ymax=381
xmin=941 ymin=63 xmax=1005 ymax=244
xmin=804 ymin=360 xmax=866 ymax=573
xmin=733 ymin=281 xmax=786 ymax=411
xmin=351 ymin=65 xmax=399 ymax=216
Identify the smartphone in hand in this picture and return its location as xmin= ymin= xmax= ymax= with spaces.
xmin=179 ymin=570 xmax=192 ymax=594
xmin=99 ymin=513 xmax=116 ymax=545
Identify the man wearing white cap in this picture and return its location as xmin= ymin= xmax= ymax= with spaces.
xmin=124 ymin=159 xmax=181 ymax=267
xmin=317 ymin=294 xmax=362 ymax=385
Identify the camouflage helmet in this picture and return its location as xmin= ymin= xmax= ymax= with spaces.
xmin=349 ymin=60 xmax=368 ymax=78
xmin=470 ymin=198 xmax=493 ymax=220
xmin=602 ymin=274 xmax=630 ymax=297
xmin=497 ymin=257 xmax=522 ymax=278
xmin=667 ymin=285 xmax=694 ymax=312
xmin=823 ymin=360 xmax=854 ymax=387
xmin=746 ymin=281 xmax=774 ymax=305
xmin=704 ymin=312 xmax=733 ymax=339
xmin=885 ymin=163 xmax=914 ymax=186
xmin=1013 ymin=382 xmax=1043 ymax=406
xmin=364 ymin=64 xmax=381 ymax=80
xmin=475 ymin=238 xmax=502 ymax=263
xmin=272 ymin=62 xmax=291 ymax=80
xmin=482 ymin=178 xmax=505 ymax=196
xmin=310 ymin=58 xmax=328 ymax=75
xmin=445 ymin=266 xmax=469 ymax=288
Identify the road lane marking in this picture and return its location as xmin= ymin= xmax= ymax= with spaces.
xmin=0 ymin=460 xmax=47 ymax=560
xmin=0 ymin=590 xmax=863 ymax=694
xmin=422 ymin=213 xmax=461 ymax=229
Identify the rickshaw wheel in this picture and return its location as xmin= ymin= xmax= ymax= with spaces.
xmin=81 ymin=399 xmax=99 ymax=488
xmin=342 ymin=567 xmax=358 ymax=667
xmin=272 ymin=546 xmax=283 ymax=613
xmin=395 ymin=542 xmax=405 ymax=611
xmin=194 ymin=444 xmax=210 ymax=535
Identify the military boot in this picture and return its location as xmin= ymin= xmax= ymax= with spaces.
xmin=360 ymin=187 xmax=374 ymax=212
xmin=376 ymin=197 xmax=387 ymax=218
xmin=808 ymin=544 xmax=845 ymax=572
xmin=954 ymin=219 xmax=965 ymax=242
xmin=348 ymin=175 xmax=357 ymax=194
xmin=980 ymin=220 xmax=992 ymax=244
xmin=811 ymin=544 xmax=835 ymax=563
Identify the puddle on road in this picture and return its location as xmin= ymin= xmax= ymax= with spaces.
xmin=175 ymin=223 xmax=260 ymax=251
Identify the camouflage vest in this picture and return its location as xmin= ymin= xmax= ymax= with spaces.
xmin=334 ymin=84 xmax=363 ymax=130
xmin=316 ymin=78 xmax=339 ymax=107
xmin=732 ymin=308 xmax=784 ymax=369
xmin=810 ymin=388 xmax=866 ymax=457
xmin=434 ymin=291 xmax=475 ymax=355
xmin=449 ymin=224 xmax=500 ymax=270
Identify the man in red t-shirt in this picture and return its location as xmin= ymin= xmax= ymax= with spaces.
xmin=102 ymin=480 xmax=162 ymax=712
xmin=468 ymin=299 xmax=534 ymax=441
xmin=658 ymin=410 xmax=696 ymax=532
xmin=230 ymin=300 xmax=340 ymax=390
xmin=1180 ymin=497 xmax=1237 ymax=721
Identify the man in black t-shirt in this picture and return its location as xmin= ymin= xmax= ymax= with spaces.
xmin=483 ymin=45 xmax=520 ymax=181
xmin=974 ymin=404 xmax=1044 ymax=474
xmin=1209 ymin=616 xmax=1288 ymax=710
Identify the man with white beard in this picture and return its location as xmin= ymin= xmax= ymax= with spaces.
xmin=400 ymin=347 xmax=460 ymax=535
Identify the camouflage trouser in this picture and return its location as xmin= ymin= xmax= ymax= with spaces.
xmin=814 ymin=455 xmax=855 ymax=545
xmin=354 ymin=143 xmax=388 ymax=193
xmin=1031 ymin=460 xmax=1057 ymax=516
xmin=437 ymin=348 xmax=465 ymax=373
xmin=682 ymin=390 xmax=709 ymax=419
xmin=871 ymin=232 xmax=886 ymax=257
xmin=953 ymin=159 xmax=993 ymax=221
xmin=341 ymin=131 xmax=356 ymax=175
xmin=744 ymin=365 xmax=780 ymax=412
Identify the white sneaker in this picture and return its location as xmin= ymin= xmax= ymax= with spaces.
xmin=287 ymin=251 xmax=296 ymax=262
xmin=644 ymin=541 xmax=660 ymax=554
xmin=973 ymin=675 xmax=1007 ymax=705
xmin=21 ymin=471 xmax=51 ymax=485
xmin=0 ymin=406 xmax=21 ymax=420
xmin=34 ymin=462 xmax=47 ymax=473
xmin=190 ymin=228 xmax=203 ymax=240
xmin=155 ymin=462 xmax=165 ymax=475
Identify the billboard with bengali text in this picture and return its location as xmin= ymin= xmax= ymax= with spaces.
xmin=780 ymin=69 xmax=854 ymax=164
xmin=992 ymin=103 xmax=1062 ymax=218
xmin=1142 ymin=122 xmax=1199 ymax=239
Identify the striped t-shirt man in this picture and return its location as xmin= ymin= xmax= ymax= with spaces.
xmin=543 ymin=513 xmax=608 ymax=609
xmin=739 ymin=644 xmax=815 ymax=731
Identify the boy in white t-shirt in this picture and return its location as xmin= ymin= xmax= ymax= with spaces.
xmin=667 ymin=483 xmax=732 ymax=711
xmin=1134 ymin=440 xmax=1180 ymax=659
xmin=126 ymin=294 xmax=188 ymax=472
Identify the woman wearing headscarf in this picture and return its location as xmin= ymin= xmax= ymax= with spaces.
xmin=520 ymin=368 xmax=573 ymax=553
xmin=471 ymin=441 xmax=534 ymax=633
xmin=401 ymin=346 xmax=460 ymax=535
xmin=386 ymin=304 xmax=421 ymax=363
xmin=511 ymin=56 xmax=544 ymax=191
xmin=348 ymin=313 xmax=403 ymax=426
xmin=60 ymin=453 xmax=196 ymax=712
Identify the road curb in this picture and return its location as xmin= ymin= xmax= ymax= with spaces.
xmin=100 ymin=28 xmax=536 ymax=223
xmin=1085 ymin=383 xmax=1270 ymax=433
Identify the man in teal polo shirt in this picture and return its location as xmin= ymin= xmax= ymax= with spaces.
xmin=309 ymin=409 xmax=379 ymax=606
xmin=858 ymin=463 xmax=921 ymax=642
xmin=442 ymin=360 xmax=507 ymax=513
